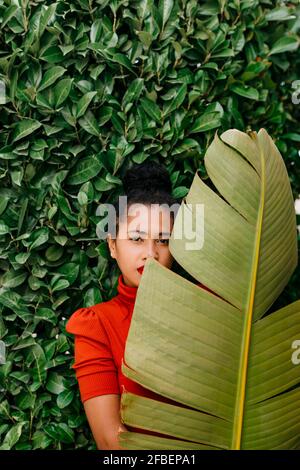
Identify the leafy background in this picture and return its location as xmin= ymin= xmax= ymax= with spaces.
xmin=0 ymin=0 xmax=299 ymax=450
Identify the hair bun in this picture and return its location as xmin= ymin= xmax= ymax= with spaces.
xmin=123 ymin=161 xmax=172 ymax=194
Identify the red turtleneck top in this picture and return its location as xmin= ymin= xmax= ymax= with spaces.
xmin=65 ymin=274 xmax=208 ymax=405
xmin=66 ymin=274 xmax=172 ymax=404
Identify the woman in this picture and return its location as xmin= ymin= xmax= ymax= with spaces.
xmin=65 ymin=160 xmax=181 ymax=450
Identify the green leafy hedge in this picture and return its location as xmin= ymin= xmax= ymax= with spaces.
xmin=0 ymin=0 xmax=299 ymax=450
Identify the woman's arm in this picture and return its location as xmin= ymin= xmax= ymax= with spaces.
xmin=83 ymin=394 xmax=128 ymax=450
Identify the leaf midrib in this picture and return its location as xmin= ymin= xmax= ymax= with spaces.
xmin=231 ymin=133 xmax=266 ymax=449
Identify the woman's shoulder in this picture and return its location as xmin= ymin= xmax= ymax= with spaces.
xmin=65 ymin=297 xmax=120 ymax=339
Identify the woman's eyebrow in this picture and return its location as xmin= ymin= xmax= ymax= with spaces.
xmin=128 ymin=230 xmax=171 ymax=236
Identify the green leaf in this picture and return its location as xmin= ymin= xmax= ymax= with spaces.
xmin=106 ymin=173 xmax=122 ymax=184
xmin=230 ymin=83 xmax=259 ymax=100
xmin=122 ymin=78 xmax=144 ymax=109
xmin=240 ymin=62 xmax=266 ymax=82
xmin=90 ymin=63 xmax=105 ymax=79
xmin=58 ymin=45 xmax=74 ymax=56
xmin=26 ymin=344 xmax=47 ymax=385
xmin=39 ymin=3 xmax=57 ymax=37
xmin=90 ymin=18 xmax=102 ymax=43
xmin=32 ymin=139 xmax=48 ymax=151
xmin=111 ymin=110 xmax=124 ymax=134
xmin=16 ymin=391 xmax=35 ymax=410
xmin=56 ymin=193 xmax=76 ymax=221
xmin=140 ymin=97 xmax=162 ymax=123
xmin=172 ymin=186 xmax=189 ymax=198
xmin=281 ymin=133 xmax=300 ymax=142
xmin=0 ymin=422 xmax=25 ymax=450
xmin=269 ymin=36 xmax=299 ymax=55
xmin=29 ymin=228 xmax=49 ymax=251
xmin=36 ymin=92 xmax=53 ymax=110
xmin=0 ymin=5 xmax=18 ymax=29
xmin=15 ymin=252 xmax=30 ymax=264
xmin=94 ymin=178 xmax=115 ymax=191
xmin=0 ymin=198 xmax=8 ymax=216
xmin=38 ymin=66 xmax=66 ymax=92
xmin=162 ymin=84 xmax=187 ymax=116
xmin=211 ymin=48 xmax=234 ymax=58
xmin=12 ymin=119 xmax=42 ymax=143
xmin=0 ymin=222 xmax=10 ymax=235
xmin=56 ymin=263 xmax=79 ymax=284
xmin=120 ymin=128 xmax=299 ymax=450
xmin=76 ymin=91 xmax=97 ymax=118
xmin=137 ymin=0 xmax=151 ymax=20
xmin=265 ymin=7 xmax=297 ymax=22
xmin=51 ymin=278 xmax=70 ymax=292
xmin=78 ymin=191 xmax=88 ymax=205
xmin=98 ymin=106 xmax=113 ymax=127
xmin=40 ymin=45 xmax=64 ymax=63
xmin=28 ymin=275 xmax=45 ymax=291
xmin=0 ymin=291 xmax=23 ymax=312
xmin=45 ymin=423 xmax=74 ymax=444
xmin=32 ymin=431 xmax=52 ymax=450
xmin=78 ymin=110 xmax=101 ymax=136
xmin=45 ymin=245 xmax=64 ymax=261
xmin=35 ymin=308 xmax=57 ymax=325
xmin=53 ymin=78 xmax=73 ymax=108
xmin=136 ymin=31 xmax=153 ymax=48
xmin=10 ymin=372 xmax=30 ymax=384
xmin=0 ymin=401 xmax=10 ymax=419
xmin=120 ymin=431 xmax=210 ymax=450
xmin=68 ymin=155 xmax=102 ymax=185
xmin=84 ymin=287 xmax=102 ymax=307
xmin=131 ymin=152 xmax=148 ymax=164
xmin=159 ymin=0 xmax=174 ymax=30
xmin=189 ymin=112 xmax=221 ymax=133
xmin=46 ymin=372 xmax=67 ymax=395
xmin=53 ymin=235 xmax=68 ymax=246
xmin=171 ymin=138 xmax=200 ymax=155
xmin=12 ymin=337 xmax=36 ymax=350
xmin=1 ymin=269 xmax=27 ymax=288
xmin=111 ymin=53 xmax=135 ymax=73
xmin=32 ymin=266 xmax=47 ymax=278
xmin=48 ymin=205 xmax=58 ymax=219
xmin=57 ymin=390 xmax=74 ymax=409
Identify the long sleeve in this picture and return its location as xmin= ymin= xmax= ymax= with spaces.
xmin=66 ymin=307 xmax=120 ymax=403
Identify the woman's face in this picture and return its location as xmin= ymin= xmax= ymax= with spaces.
xmin=107 ymin=204 xmax=174 ymax=287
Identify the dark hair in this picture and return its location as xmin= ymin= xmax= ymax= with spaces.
xmin=110 ymin=160 xmax=180 ymax=237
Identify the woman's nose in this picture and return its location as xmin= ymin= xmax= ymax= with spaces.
xmin=144 ymin=240 xmax=159 ymax=260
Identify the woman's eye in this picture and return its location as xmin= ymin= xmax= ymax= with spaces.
xmin=157 ymin=239 xmax=169 ymax=245
xmin=130 ymin=238 xmax=169 ymax=245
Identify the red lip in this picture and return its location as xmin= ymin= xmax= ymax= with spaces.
xmin=137 ymin=266 xmax=144 ymax=274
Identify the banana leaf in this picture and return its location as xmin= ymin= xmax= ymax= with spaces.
xmin=119 ymin=128 xmax=300 ymax=450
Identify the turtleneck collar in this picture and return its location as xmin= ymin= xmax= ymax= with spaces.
xmin=116 ymin=274 xmax=138 ymax=306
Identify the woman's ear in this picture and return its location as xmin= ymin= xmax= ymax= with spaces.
xmin=106 ymin=234 xmax=116 ymax=259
